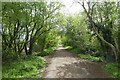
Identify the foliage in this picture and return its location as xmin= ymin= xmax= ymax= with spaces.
xmin=62 ymin=14 xmax=101 ymax=58
xmin=2 ymin=1 xmax=63 ymax=78
xmin=2 ymin=56 xmax=46 ymax=78
xmin=33 ymin=28 xmax=61 ymax=52
xmin=78 ymin=54 xmax=104 ymax=62
xmin=61 ymin=1 xmax=120 ymax=62
xmin=104 ymin=63 xmax=120 ymax=78
xmin=70 ymin=48 xmax=81 ymax=54
xmin=77 ymin=1 xmax=120 ymax=62
xmin=35 ymin=47 xmax=56 ymax=57
xmin=65 ymin=46 xmax=73 ymax=50
xmin=66 ymin=45 xmax=103 ymax=62
xmin=2 ymin=1 xmax=63 ymax=57
xmin=65 ymin=45 xmax=103 ymax=62
xmin=2 ymin=1 xmax=120 ymax=78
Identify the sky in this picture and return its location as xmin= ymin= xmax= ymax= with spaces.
xmin=58 ymin=0 xmax=120 ymax=15
xmin=59 ymin=0 xmax=84 ymax=15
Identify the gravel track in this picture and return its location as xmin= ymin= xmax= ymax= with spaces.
xmin=43 ymin=46 xmax=111 ymax=78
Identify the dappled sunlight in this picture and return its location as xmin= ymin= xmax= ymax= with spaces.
xmin=56 ymin=59 xmax=110 ymax=78
xmin=56 ymin=46 xmax=65 ymax=50
xmin=44 ymin=46 xmax=111 ymax=78
xmin=2 ymin=0 xmax=119 ymax=78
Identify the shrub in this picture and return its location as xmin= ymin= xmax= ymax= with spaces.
xmin=37 ymin=47 xmax=55 ymax=57
xmin=104 ymin=63 xmax=120 ymax=78
xmin=78 ymin=54 xmax=104 ymax=62
xmin=2 ymin=56 xmax=46 ymax=78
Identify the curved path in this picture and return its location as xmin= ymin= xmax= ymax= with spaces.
xmin=43 ymin=46 xmax=111 ymax=78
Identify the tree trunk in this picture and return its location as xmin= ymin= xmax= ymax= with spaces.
xmin=24 ymin=25 xmax=29 ymax=55
xmin=28 ymin=39 xmax=34 ymax=55
xmin=93 ymin=27 xmax=118 ymax=62
xmin=24 ymin=44 xmax=28 ymax=55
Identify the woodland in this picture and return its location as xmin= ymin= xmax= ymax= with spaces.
xmin=1 ymin=0 xmax=120 ymax=78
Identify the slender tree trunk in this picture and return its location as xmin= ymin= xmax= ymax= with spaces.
xmin=24 ymin=25 xmax=29 ymax=55
xmin=24 ymin=44 xmax=28 ymax=55
xmin=93 ymin=27 xmax=118 ymax=62
xmin=28 ymin=39 xmax=34 ymax=55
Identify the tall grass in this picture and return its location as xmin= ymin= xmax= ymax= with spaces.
xmin=2 ymin=56 xmax=46 ymax=78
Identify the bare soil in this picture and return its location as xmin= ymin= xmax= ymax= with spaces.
xmin=43 ymin=46 xmax=111 ymax=78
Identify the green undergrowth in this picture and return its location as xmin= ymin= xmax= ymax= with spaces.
xmin=104 ymin=63 xmax=120 ymax=78
xmin=65 ymin=46 xmax=103 ymax=62
xmin=2 ymin=47 xmax=57 ymax=78
xmin=65 ymin=46 xmax=120 ymax=78
xmin=2 ymin=56 xmax=46 ymax=78
xmin=65 ymin=46 xmax=73 ymax=50
xmin=78 ymin=54 xmax=104 ymax=62
xmin=34 ymin=47 xmax=56 ymax=57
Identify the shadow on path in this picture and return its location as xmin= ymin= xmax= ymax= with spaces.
xmin=43 ymin=46 xmax=111 ymax=78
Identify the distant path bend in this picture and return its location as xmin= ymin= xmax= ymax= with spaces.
xmin=43 ymin=46 xmax=111 ymax=78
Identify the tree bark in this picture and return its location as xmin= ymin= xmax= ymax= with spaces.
xmin=28 ymin=38 xmax=34 ymax=55
xmin=93 ymin=27 xmax=118 ymax=61
xmin=79 ymin=2 xmax=118 ymax=62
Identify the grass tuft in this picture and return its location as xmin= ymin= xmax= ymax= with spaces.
xmin=2 ymin=56 xmax=46 ymax=78
xmin=78 ymin=54 xmax=104 ymax=62
xmin=36 ymin=47 xmax=56 ymax=57
xmin=104 ymin=63 xmax=120 ymax=78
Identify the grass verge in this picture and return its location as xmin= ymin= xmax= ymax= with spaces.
xmin=2 ymin=56 xmax=46 ymax=78
xmin=35 ymin=47 xmax=57 ymax=57
xmin=78 ymin=54 xmax=104 ymax=62
xmin=65 ymin=46 xmax=103 ymax=62
xmin=104 ymin=63 xmax=120 ymax=78
xmin=65 ymin=45 xmax=120 ymax=78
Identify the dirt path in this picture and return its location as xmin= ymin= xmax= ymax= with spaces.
xmin=43 ymin=46 xmax=111 ymax=78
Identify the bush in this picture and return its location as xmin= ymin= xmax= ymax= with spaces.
xmin=78 ymin=54 xmax=104 ymax=62
xmin=37 ymin=47 xmax=55 ymax=57
xmin=65 ymin=46 xmax=73 ymax=50
xmin=70 ymin=48 xmax=81 ymax=54
xmin=2 ymin=56 xmax=46 ymax=78
xmin=104 ymin=63 xmax=120 ymax=78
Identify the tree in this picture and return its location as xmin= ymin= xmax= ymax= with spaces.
xmin=2 ymin=2 xmax=28 ymax=57
xmin=2 ymin=1 xmax=63 ymax=58
xmin=76 ymin=1 xmax=119 ymax=62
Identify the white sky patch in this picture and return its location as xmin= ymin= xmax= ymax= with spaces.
xmin=58 ymin=0 xmax=120 ymax=15
xmin=60 ymin=0 xmax=84 ymax=15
